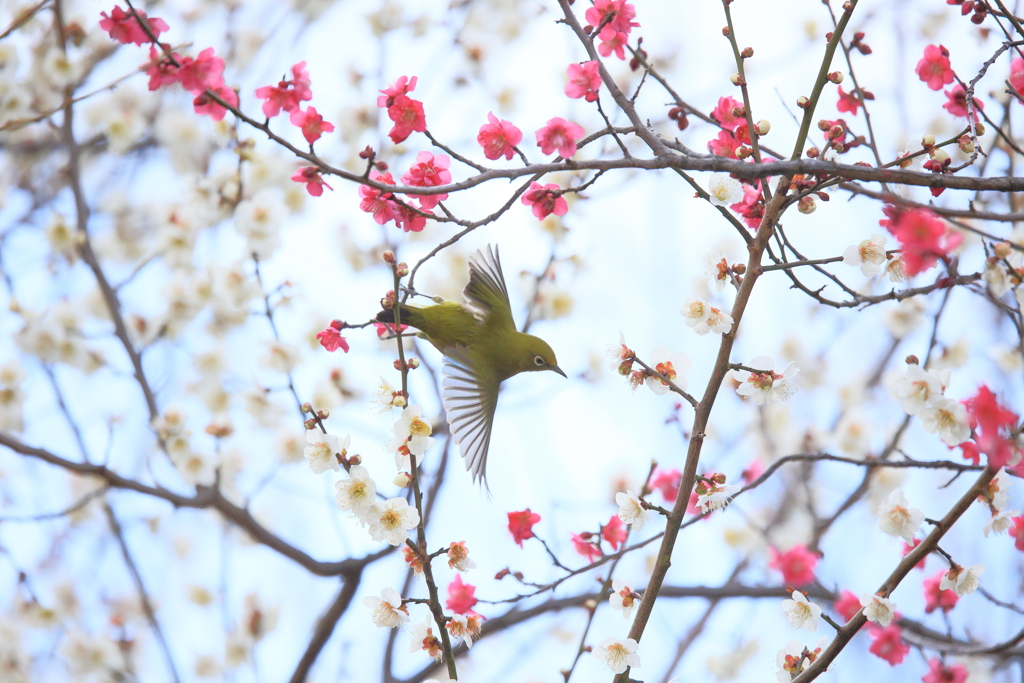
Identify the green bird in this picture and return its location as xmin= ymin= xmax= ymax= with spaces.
xmin=376 ymin=245 xmax=565 ymax=490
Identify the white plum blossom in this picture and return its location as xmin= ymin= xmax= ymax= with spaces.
xmin=616 ymin=490 xmax=649 ymax=532
xmin=304 ymin=430 xmax=342 ymax=474
xmin=877 ymin=489 xmax=925 ymax=542
xmin=697 ymin=481 xmax=740 ymax=514
xmin=983 ymin=510 xmax=1019 ymax=537
xmin=708 ymin=174 xmax=744 ymax=207
xmin=389 ymin=405 xmax=435 ymax=469
xmin=260 ymin=340 xmax=302 ymax=374
xmin=775 ymin=638 xmax=828 ymax=682
xmin=372 ymin=376 xmax=404 ymax=413
xmin=859 ymin=594 xmax=897 ymax=626
xmin=234 ymin=188 xmax=287 ymax=259
xmin=446 ymin=613 xmax=483 ymax=649
xmin=940 ymin=564 xmax=984 ymax=597
xmin=893 ymin=364 xmax=950 ymax=415
xmin=644 ymin=346 xmax=691 ymax=395
xmin=833 ymin=410 xmax=872 ymax=459
xmin=842 ymin=234 xmax=888 ymax=276
xmin=919 ymin=397 xmax=971 ymax=447
xmin=335 ymin=466 xmax=377 ymax=521
xmin=781 ymin=591 xmax=821 ymax=631
xmin=706 ymin=252 xmax=731 ymax=292
xmin=591 ymin=637 xmax=640 ymax=674
xmin=884 ymin=297 xmax=927 ymax=338
xmin=446 ymin=541 xmax=476 ymax=572
xmin=362 ymin=588 xmax=409 ymax=628
xmin=682 ymin=298 xmax=734 ymax=335
xmin=367 ymin=498 xmax=420 ymax=546
xmin=409 ymin=619 xmax=441 ymax=659
xmin=732 ymin=356 xmax=799 ymax=405
xmin=609 ymin=579 xmax=638 ymax=619
xmin=984 ymin=260 xmax=1012 ymax=297
xmin=989 ymin=468 xmax=1011 ymax=512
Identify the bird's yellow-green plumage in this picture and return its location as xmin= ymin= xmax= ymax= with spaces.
xmin=376 ymin=245 xmax=564 ymax=490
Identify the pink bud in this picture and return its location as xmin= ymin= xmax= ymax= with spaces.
xmin=382 ymin=250 xmax=396 ymax=264
xmin=394 ymin=472 xmax=412 ymax=487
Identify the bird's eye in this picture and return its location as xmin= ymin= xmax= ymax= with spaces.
xmin=534 ymin=355 xmax=545 ymax=366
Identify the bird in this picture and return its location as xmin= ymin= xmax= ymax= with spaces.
xmin=376 ymin=245 xmax=565 ymax=490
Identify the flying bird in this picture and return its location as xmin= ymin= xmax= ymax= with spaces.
xmin=376 ymin=245 xmax=565 ymax=490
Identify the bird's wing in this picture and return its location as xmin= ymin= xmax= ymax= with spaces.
xmin=442 ymin=345 xmax=500 ymax=492
xmin=463 ymin=245 xmax=515 ymax=330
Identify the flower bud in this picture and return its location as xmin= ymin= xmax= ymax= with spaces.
xmin=392 ymin=395 xmax=407 ymax=408
xmin=796 ymin=96 xmax=809 ymax=108
xmin=330 ymin=319 xmax=344 ymax=331
xmin=394 ymin=472 xmax=412 ymax=488
xmin=806 ymin=146 xmax=820 ymax=158
xmin=733 ymin=263 xmax=746 ymax=275
xmin=617 ymin=361 xmax=632 ymax=376
xmin=993 ymin=241 xmax=1012 ymax=259
xmin=827 ymin=124 xmax=845 ymax=140
xmin=930 ymin=148 xmax=950 ymax=165
xmin=393 ymin=359 xmax=404 ymax=371
xmin=317 ymin=409 xmax=329 ymax=420
xmin=754 ymin=119 xmax=770 ymax=136
xmin=359 ymin=145 xmax=375 ymax=159
xmin=304 ymin=418 xmax=316 ymax=429
xmin=731 ymin=105 xmax=746 ymax=118
xmin=676 ymin=115 xmax=689 ymax=131
xmin=374 ymin=161 xmax=388 ymax=172
xmin=741 ymin=46 xmax=754 ymax=58
xmin=827 ymin=71 xmax=844 ymax=84
xmin=905 ymin=355 xmax=920 ymax=366
xmin=843 ymin=1 xmax=853 ymax=10
xmin=921 ymin=134 xmax=936 ymax=148
xmin=817 ymin=119 xmax=831 ymax=131
xmin=736 ymin=146 xmax=753 ymax=159
xmin=730 ymin=73 xmax=746 ymax=87
xmin=301 ymin=402 xmax=313 ymax=413
xmin=348 ymin=454 xmax=361 ymax=466
xmin=898 ymin=153 xmax=913 ymax=169
xmin=396 ymin=262 xmax=409 ymax=277
xmin=382 ymin=250 xmax=396 ymax=264
xmin=975 ymin=122 xmax=986 ymax=135
xmin=407 ymin=358 xmax=420 ymax=369
xmin=958 ymin=134 xmax=975 ymax=154
xmin=722 ymin=26 xmax=730 ymax=36
xmin=797 ymin=196 xmax=816 ymax=214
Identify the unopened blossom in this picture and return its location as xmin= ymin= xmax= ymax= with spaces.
xmin=877 ymin=489 xmax=925 ymax=542
xmin=983 ymin=510 xmax=1019 ymax=537
xmin=446 ymin=574 xmax=477 ymax=614
xmin=939 ymin=564 xmax=984 ymax=597
xmin=335 ymin=466 xmax=376 ymax=520
xmin=869 ymin=623 xmax=910 ymax=666
xmin=591 ymin=637 xmax=640 ymax=674
xmin=616 ymin=489 xmax=649 ymax=531
xmin=733 ymin=355 xmax=799 ymax=405
xmin=893 ymin=364 xmax=949 ymax=415
xmin=859 ymin=593 xmax=897 ymax=627
xmin=644 ymin=346 xmax=691 ymax=395
xmin=507 ymin=508 xmax=541 ymax=547
xmin=409 ymin=619 xmax=443 ymax=660
xmin=477 ymin=112 xmax=522 ymax=160
xmin=768 ymin=545 xmax=818 ymax=586
xmin=303 ymin=430 xmax=343 ymax=474
xmin=609 ymin=579 xmax=638 ymax=619
xmin=367 ymin=498 xmax=420 ymax=546
xmin=842 ymin=234 xmax=887 ymax=276
xmin=565 ymin=61 xmax=602 ymax=102
xmin=919 ymin=397 xmax=971 ymax=447
xmin=362 ymin=588 xmax=409 ymax=628
xmin=782 ymin=591 xmax=822 ymax=631
xmin=536 ymin=117 xmax=585 ymax=158
xmin=708 ymin=175 xmax=744 ymax=207
xmin=447 ymin=541 xmax=476 ymax=572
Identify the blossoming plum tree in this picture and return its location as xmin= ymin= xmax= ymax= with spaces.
xmin=0 ymin=0 xmax=1022 ymax=682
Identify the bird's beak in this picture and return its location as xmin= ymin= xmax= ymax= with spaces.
xmin=552 ymin=365 xmax=567 ymax=378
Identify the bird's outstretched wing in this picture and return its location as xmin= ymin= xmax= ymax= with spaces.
xmin=442 ymin=345 xmax=500 ymax=492
xmin=463 ymin=245 xmax=514 ymax=330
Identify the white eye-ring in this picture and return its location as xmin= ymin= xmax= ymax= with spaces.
xmin=534 ymin=355 xmax=545 ymax=366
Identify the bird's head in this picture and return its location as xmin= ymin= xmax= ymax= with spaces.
xmin=520 ymin=335 xmax=566 ymax=378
